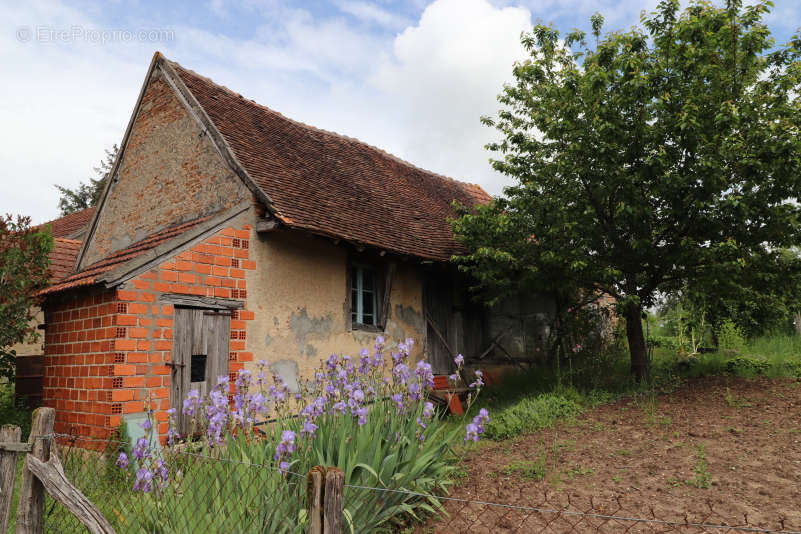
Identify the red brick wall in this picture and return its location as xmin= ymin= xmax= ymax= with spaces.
xmin=44 ymin=223 xmax=255 ymax=445
xmin=43 ymin=288 xmax=121 ymax=441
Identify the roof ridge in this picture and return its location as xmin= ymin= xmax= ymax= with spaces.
xmin=164 ymin=57 xmax=489 ymax=198
xmin=53 ymin=237 xmax=82 ymax=244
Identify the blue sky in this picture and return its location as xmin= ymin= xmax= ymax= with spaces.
xmin=2 ymin=0 xmax=800 ymax=224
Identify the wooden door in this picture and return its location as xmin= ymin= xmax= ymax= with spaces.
xmin=424 ymin=275 xmax=453 ymax=375
xmin=170 ymin=307 xmax=231 ymax=434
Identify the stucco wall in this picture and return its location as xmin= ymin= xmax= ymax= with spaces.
xmin=81 ymin=67 xmax=250 ymax=268
xmin=244 ymin=222 xmax=426 ymax=388
xmin=8 ymin=308 xmax=44 ymax=357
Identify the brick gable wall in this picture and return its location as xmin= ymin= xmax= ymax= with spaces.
xmin=44 ymin=222 xmax=254 ymax=447
xmin=81 ymin=67 xmax=250 ymax=268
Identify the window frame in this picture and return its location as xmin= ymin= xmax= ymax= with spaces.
xmin=350 ymin=263 xmax=378 ymax=328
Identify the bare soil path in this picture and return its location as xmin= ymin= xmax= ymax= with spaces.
xmin=423 ymin=377 xmax=801 ymax=533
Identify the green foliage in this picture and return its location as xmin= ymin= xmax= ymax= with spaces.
xmin=114 ymin=346 xmax=479 ymax=534
xmin=687 ymin=445 xmax=711 ymax=489
xmin=483 ymin=391 xmax=583 ymax=440
xmin=0 ymin=215 xmax=53 ymax=382
xmin=724 ymin=356 xmax=771 ymax=376
xmin=56 ymin=144 xmax=118 ymax=215
xmin=104 ymin=420 xmax=133 ymax=484
xmin=120 ymin=400 xmax=464 ymax=533
xmin=501 ymin=457 xmax=547 ymax=480
xmin=454 ymin=0 xmax=801 ymax=381
xmin=717 ymin=320 xmax=746 ymax=352
xmin=468 ymin=329 xmax=801 ymax=441
xmin=0 ymin=384 xmax=32 ymax=439
xmin=676 ymin=249 xmax=801 ymax=338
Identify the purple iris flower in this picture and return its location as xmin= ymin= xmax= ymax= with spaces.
xmin=133 ymin=468 xmax=153 ymax=493
xmin=393 ymin=363 xmax=410 ymax=383
xmin=132 ymin=437 xmax=149 ymax=460
xmin=464 ymin=423 xmax=480 ymax=442
xmin=331 ymin=401 xmax=346 ymax=414
xmin=301 ymin=420 xmax=318 ymax=438
xmin=116 ymin=452 xmax=129 ymax=469
xmin=469 ymin=369 xmax=485 ymax=389
xmin=391 ymin=393 xmax=405 ymax=414
xmin=354 ymin=406 xmax=368 ymax=426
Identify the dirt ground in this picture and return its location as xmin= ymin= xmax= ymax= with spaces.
xmin=423 ymin=377 xmax=801 ymax=533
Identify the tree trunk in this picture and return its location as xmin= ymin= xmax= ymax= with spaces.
xmin=625 ymin=303 xmax=649 ymax=381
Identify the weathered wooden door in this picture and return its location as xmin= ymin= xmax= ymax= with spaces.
xmin=170 ymin=307 xmax=230 ymax=434
xmin=424 ymin=275 xmax=454 ymax=375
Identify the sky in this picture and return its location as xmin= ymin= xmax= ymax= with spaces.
xmin=2 ymin=0 xmax=800 ymax=225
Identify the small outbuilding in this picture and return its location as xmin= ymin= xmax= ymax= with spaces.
xmin=38 ymin=53 xmax=555 ymax=441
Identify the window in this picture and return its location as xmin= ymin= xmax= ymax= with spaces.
xmin=350 ymin=265 xmax=377 ymax=327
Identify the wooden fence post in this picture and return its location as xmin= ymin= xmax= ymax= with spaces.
xmin=0 ymin=424 xmax=22 ymax=533
xmin=306 ymin=466 xmax=325 ymax=534
xmin=323 ymin=466 xmax=344 ymax=534
xmin=15 ymin=407 xmax=55 ymax=534
xmin=25 ymin=442 xmax=116 ymax=534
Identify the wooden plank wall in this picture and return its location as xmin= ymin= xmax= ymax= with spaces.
xmin=14 ymin=355 xmax=44 ymax=408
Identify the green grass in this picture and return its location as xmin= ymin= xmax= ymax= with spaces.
xmin=501 ymin=458 xmax=547 ymax=480
xmin=687 ymin=445 xmax=711 ymax=489
xmin=0 ymin=384 xmax=33 ymax=439
xmin=654 ymin=334 xmax=801 ymax=379
xmin=450 ymin=332 xmax=801 ymax=443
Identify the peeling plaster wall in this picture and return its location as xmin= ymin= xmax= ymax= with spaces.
xmin=244 ymin=221 xmax=426 ymax=385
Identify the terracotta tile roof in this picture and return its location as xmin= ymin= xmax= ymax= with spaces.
xmin=39 ymin=207 xmax=96 ymax=238
xmin=48 ymin=238 xmax=81 ymax=283
xmin=41 ymin=216 xmax=211 ymax=296
xmin=168 ymin=59 xmax=491 ymax=261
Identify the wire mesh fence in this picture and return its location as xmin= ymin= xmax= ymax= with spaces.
xmin=7 ymin=432 xmax=799 ymax=534
xmin=341 ymin=482 xmax=801 ymax=534
xmin=36 ymin=433 xmax=306 ymax=534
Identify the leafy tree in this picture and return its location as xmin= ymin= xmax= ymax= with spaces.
xmin=671 ymin=248 xmax=801 ymax=339
xmin=55 ymin=144 xmax=118 ymax=215
xmin=0 ymin=215 xmax=53 ymax=381
xmin=453 ymin=0 xmax=801 ymax=380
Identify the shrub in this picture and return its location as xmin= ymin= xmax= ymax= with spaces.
xmin=116 ymin=339 xmax=487 ymax=533
xmin=717 ymin=320 xmax=746 ymax=352
xmin=724 ymin=356 xmax=770 ymax=376
xmin=483 ymin=391 xmax=582 ymax=440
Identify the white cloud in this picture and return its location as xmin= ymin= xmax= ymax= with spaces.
xmin=371 ymin=0 xmax=532 ymax=194
xmin=336 ymin=1 xmax=410 ymax=29
xmin=1 ymin=0 xmax=532 ymax=224
xmin=0 ymin=1 xmax=155 ymax=224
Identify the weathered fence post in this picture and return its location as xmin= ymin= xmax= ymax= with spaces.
xmin=306 ymin=466 xmax=325 ymax=534
xmin=26 ymin=441 xmax=116 ymax=534
xmin=15 ymin=407 xmax=55 ymax=534
xmin=0 ymin=424 xmax=22 ymax=533
xmin=323 ymin=466 xmax=344 ymax=534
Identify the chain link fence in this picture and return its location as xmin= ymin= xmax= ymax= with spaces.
xmin=7 ymin=433 xmax=799 ymax=534
xmin=36 ymin=433 xmax=305 ymax=534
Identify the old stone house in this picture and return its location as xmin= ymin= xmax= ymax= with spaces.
xmin=37 ymin=53 xmax=554 ymax=441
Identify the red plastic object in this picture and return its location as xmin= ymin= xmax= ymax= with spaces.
xmin=447 ymin=393 xmax=463 ymax=415
xmin=433 ymin=375 xmax=449 ymax=390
